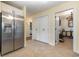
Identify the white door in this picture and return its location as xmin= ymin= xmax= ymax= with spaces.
xmin=39 ymin=16 xmax=49 ymax=43
xmin=55 ymin=16 xmax=60 ymax=44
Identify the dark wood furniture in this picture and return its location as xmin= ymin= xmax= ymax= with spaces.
xmin=62 ymin=31 xmax=73 ymax=38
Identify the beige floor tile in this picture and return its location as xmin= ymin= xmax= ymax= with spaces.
xmin=2 ymin=38 xmax=79 ymax=57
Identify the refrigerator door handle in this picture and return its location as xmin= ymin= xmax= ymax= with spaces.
xmin=2 ymin=23 xmax=4 ymax=32
xmin=14 ymin=23 xmax=17 ymax=30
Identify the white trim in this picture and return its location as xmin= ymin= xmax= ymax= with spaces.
xmin=49 ymin=42 xmax=55 ymax=46
xmin=73 ymin=8 xmax=78 ymax=53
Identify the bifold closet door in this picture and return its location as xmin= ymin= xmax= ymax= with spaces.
xmin=39 ymin=16 xmax=49 ymax=43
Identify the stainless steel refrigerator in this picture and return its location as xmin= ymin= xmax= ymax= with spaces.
xmin=0 ymin=11 xmax=24 ymax=56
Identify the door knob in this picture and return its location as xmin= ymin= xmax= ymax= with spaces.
xmin=42 ymin=28 xmax=45 ymax=31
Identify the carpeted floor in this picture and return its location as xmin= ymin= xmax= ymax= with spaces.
xmin=2 ymin=38 xmax=79 ymax=57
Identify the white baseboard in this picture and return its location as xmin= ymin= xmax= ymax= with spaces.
xmin=32 ymin=39 xmax=55 ymax=46
xmin=48 ymin=42 xmax=55 ymax=46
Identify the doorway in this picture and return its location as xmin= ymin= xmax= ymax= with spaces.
xmin=26 ymin=20 xmax=32 ymax=40
xmin=55 ymin=9 xmax=74 ymax=51
xmin=30 ymin=22 xmax=32 ymax=39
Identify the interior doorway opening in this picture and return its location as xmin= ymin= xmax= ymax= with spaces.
xmin=55 ymin=9 xmax=74 ymax=51
xmin=30 ymin=22 xmax=32 ymax=38
xmin=26 ymin=19 xmax=32 ymax=40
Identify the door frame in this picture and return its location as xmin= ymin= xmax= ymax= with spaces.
xmin=55 ymin=8 xmax=76 ymax=52
xmin=55 ymin=16 xmax=60 ymax=44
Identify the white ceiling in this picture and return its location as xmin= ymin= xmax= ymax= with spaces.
xmin=3 ymin=1 xmax=65 ymax=16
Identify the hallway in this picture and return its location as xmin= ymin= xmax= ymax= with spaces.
xmin=3 ymin=38 xmax=79 ymax=57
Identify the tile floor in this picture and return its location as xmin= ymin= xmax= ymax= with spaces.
xmin=2 ymin=38 xmax=79 ymax=57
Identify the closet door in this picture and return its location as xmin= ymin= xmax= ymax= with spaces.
xmin=39 ymin=16 xmax=49 ymax=43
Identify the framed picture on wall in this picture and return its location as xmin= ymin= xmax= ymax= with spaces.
xmin=67 ymin=12 xmax=73 ymax=27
